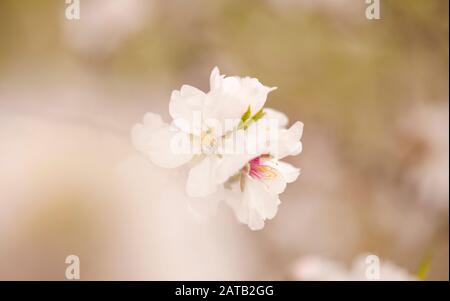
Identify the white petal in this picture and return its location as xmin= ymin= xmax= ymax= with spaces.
xmin=239 ymin=77 xmax=276 ymax=114
xmin=246 ymin=178 xmax=281 ymax=230
xmin=225 ymin=182 xmax=256 ymax=228
xmin=247 ymin=209 xmax=265 ymax=230
xmin=269 ymin=121 xmax=303 ymax=159
xmin=263 ymin=108 xmax=289 ymax=128
xmin=243 ymin=120 xmax=272 ymax=156
xmin=131 ymin=112 xmax=193 ymax=168
xmin=276 ymin=161 xmax=300 ymax=183
xmin=261 ymin=170 xmax=287 ymax=195
xmin=205 ymin=68 xmax=276 ymax=128
xmin=209 ymin=66 xmax=224 ymax=91
xmin=169 ymin=84 xmax=206 ymax=134
xmin=203 ymin=92 xmax=244 ymax=133
xmin=206 ymin=67 xmax=243 ymax=128
xmin=215 ymin=154 xmax=255 ymax=185
xmin=225 ymin=177 xmax=281 ymax=231
xmin=215 ymin=130 xmax=259 ymax=183
xmin=186 ymin=156 xmax=220 ymax=197
xmin=142 ymin=112 xmax=165 ymax=129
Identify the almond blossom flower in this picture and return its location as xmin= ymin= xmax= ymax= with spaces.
xmin=132 ymin=67 xmax=276 ymax=198
xmin=132 ymin=67 xmax=303 ymax=230
xmin=224 ymin=112 xmax=303 ymax=230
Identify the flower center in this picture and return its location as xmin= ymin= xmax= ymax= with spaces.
xmin=201 ymin=129 xmax=218 ymax=155
xmin=248 ymin=155 xmax=278 ymax=180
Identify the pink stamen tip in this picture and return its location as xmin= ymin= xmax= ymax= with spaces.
xmin=249 ymin=156 xmax=261 ymax=165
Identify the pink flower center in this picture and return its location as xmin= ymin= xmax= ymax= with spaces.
xmin=248 ymin=155 xmax=277 ymax=180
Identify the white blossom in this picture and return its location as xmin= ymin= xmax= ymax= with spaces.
xmin=132 ymin=67 xmax=303 ymax=229
xmin=224 ymin=114 xmax=303 ymax=230
xmin=133 ymin=67 xmax=276 ymax=197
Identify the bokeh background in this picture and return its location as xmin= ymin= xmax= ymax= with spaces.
xmin=0 ymin=0 xmax=448 ymax=280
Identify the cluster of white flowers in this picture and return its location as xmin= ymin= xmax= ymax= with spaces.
xmin=132 ymin=67 xmax=303 ymax=230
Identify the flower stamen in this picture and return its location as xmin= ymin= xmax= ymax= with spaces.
xmin=247 ymin=155 xmax=278 ymax=180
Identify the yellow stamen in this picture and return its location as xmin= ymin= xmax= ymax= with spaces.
xmin=254 ymin=165 xmax=278 ymax=179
